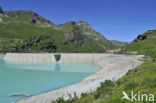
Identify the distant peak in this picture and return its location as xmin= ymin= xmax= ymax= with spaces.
xmin=76 ymin=20 xmax=90 ymax=26
xmin=4 ymin=9 xmax=54 ymax=25
xmin=64 ymin=20 xmax=89 ymax=25
xmin=77 ymin=20 xmax=88 ymax=23
xmin=76 ymin=20 xmax=92 ymax=30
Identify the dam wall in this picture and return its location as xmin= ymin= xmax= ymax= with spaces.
xmin=4 ymin=53 xmax=55 ymax=63
xmin=59 ymin=53 xmax=107 ymax=63
xmin=4 ymin=53 xmax=110 ymax=63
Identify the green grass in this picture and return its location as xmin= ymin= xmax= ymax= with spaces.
xmin=51 ymin=30 xmax=156 ymax=103
xmin=120 ymin=30 xmax=156 ymax=58
xmin=0 ymin=22 xmax=63 ymax=39
xmin=0 ymin=10 xmax=115 ymax=53
xmin=72 ymin=30 xmax=156 ymax=103
xmin=53 ymin=60 xmax=156 ymax=103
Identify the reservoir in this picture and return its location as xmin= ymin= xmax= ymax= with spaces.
xmin=0 ymin=59 xmax=101 ymax=103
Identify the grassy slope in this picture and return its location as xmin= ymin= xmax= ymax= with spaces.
xmin=0 ymin=11 xmax=115 ymax=53
xmin=0 ymin=10 xmax=65 ymax=52
xmin=76 ymin=30 xmax=156 ymax=103
xmin=0 ymin=22 xmax=64 ymax=52
xmin=52 ymin=30 xmax=156 ymax=103
xmin=73 ymin=60 xmax=156 ymax=103
xmin=55 ymin=21 xmax=115 ymax=52
xmin=120 ymin=30 xmax=156 ymax=58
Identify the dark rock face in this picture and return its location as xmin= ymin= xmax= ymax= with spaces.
xmin=134 ymin=35 xmax=147 ymax=42
xmin=0 ymin=6 xmax=3 ymax=14
xmin=39 ymin=42 xmax=55 ymax=50
xmin=11 ymin=34 xmax=57 ymax=52
xmin=30 ymin=18 xmax=37 ymax=24
xmin=26 ymin=10 xmax=53 ymax=25
xmin=10 ymin=32 xmax=86 ymax=53
xmin=67 ymin=28 xmax=86 ymax=46
xmin=76 ymin=21 xmax=92 ymax=30
xmin=11 ymin=47 xmax=18 ymax=52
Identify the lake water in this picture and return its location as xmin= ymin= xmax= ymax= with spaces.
xmin=0 ymin=59 xmax=101 ymax=103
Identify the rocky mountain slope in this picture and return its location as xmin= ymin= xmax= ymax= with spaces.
xmin=0 ymin=7 xmax=122 ymax=53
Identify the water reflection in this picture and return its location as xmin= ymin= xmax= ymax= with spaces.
xmin=54 ymin=63 xmax=61 ymax=71
xmin=3 ymin=60 xmax=101 ymax=73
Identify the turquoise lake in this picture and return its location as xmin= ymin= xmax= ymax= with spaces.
xmin=0 ymin=59 xmax=101 ymax=103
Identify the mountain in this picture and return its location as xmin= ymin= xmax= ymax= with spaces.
xmin=0 ymin=8 xmax=120 ymax=53
xmin=120 ymin=30 xmax=156 ymax=58
xmin=110 ymin=40 xmax=127 ymax=47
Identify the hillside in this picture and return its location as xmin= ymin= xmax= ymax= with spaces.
xmin=52 ymin=30 xmax=156 ymax=103
xmin=0 ymin=7 xmax=118 ymax=53
xmin=75 ymin=30 xmax=156 ymax=103
xmin=120 ymin=30 xmax=156 ymax=58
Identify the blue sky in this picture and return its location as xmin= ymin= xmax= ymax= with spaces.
xmin=0 ymin=0 xmax=156 ymax=42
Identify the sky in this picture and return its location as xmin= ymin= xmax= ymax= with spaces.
xmin=0 ymin=0 xmax=156 ymax=42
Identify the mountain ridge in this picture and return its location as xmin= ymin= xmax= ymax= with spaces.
xmin=0 ymin=8 xmax=124 ymax=53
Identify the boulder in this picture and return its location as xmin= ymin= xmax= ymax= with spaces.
xmin=30 ymin=18 xmax=37 ymax=24
xmin=20 ymin=45 xmax=26 ymax=49
xmin=35 ymin=38 xmax=40 ymax=43
xmin=134 ymin=35 xmax=147 ymax=42
xmin=25 ymin=42 xmax=33 ymax=47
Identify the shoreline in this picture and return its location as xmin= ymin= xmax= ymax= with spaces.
xmin=15 ymin=54 xmax=143 ymax=103
xmin=0 ymin=53 xmax=5 ymax=58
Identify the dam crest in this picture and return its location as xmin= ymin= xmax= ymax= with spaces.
xmin=4 ymin=53 xmax=111 ymax=63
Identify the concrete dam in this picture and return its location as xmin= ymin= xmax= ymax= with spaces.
xmin=4 ymin=53 xmax=109 ymax=63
